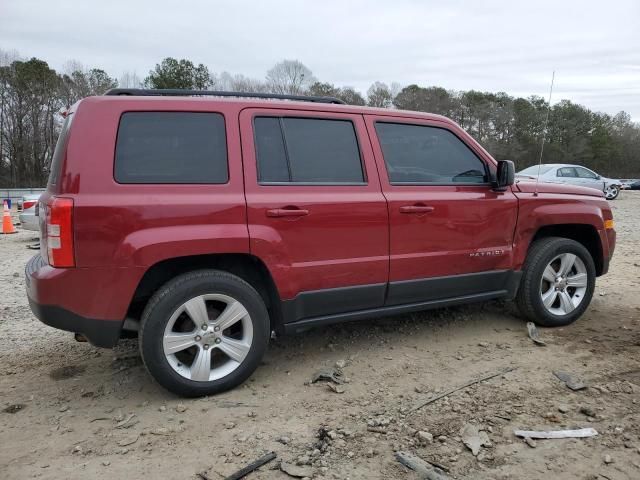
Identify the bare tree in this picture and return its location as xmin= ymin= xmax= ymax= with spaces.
xmin=119 ymin=71 xmax=143 ymax=88
xmin=217 ymin=72 xmax=266 ymax=93
xmin=367 ymin=81 xmax=394 ymax=108
xmin=266 ymin=60 xmax=316 ymax=95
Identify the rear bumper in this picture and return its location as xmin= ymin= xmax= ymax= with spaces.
xmin=25 ymin=254 xmax=140 ymax=348
xmin=27 ymin=298 xmax=122 ymax=348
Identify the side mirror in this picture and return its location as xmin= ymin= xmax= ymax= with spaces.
xmin=493 ymin=160 xmax=515 ymax=191
xmin=596 ymin=175 xmax=601 ymax=180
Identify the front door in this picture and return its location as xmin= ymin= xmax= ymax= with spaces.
xmin=240 ymin=108 xmax=389 ymax=321
xmin=364 ymin=115 xmax=518 ymax=305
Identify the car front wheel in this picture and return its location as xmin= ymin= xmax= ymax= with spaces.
xmin=139 ymin=270 xmax=270 ymax=397
xmin=516 ymin=237 xmax=596 ymax=327
xmin=604 ymin=184 xmax=620 ymax=200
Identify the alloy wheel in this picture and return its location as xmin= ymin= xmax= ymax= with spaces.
xmin=162 ymin=294 xmax=253 ymax=382
xmin=539 ymin=253 xmax=589 ymax=316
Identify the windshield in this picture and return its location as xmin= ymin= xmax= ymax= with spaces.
xmin=518 ymin=165 xmax=553 ymax=176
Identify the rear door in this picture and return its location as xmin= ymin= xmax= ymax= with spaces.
xmin=365 ymin=115 xmax=518 ymax=305
xmin=239 ymin=108 xmax=388 ymax=322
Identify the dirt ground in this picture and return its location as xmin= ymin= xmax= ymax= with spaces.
xmin=1 ymin=193 xmax=639 ymax=480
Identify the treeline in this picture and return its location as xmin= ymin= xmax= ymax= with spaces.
xmin=1 ymin=52 xmax=638 ymax=187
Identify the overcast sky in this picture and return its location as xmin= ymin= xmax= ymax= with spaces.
xmin=1 ymin=0 xmax=639 ymax=120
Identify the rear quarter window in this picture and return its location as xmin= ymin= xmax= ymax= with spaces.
xmin=114 ymin=112 xmax=228 ymax=184
xmin=48 ymin=113 xmax=74 ymax=186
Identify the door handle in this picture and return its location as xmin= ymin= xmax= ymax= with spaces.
xmin=266 ymin=208 xmax=309 ymax=218
xmin=399 ymin=205 xmax=435 ymax=214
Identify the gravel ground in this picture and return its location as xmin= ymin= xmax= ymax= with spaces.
xmin=1 ymin=193 xmax=639 ymax=480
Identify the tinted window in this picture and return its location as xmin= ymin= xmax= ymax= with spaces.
xmin=48 ymin=113 xmax=74 ymax=186
xmin=374 ymin=123 xmax=487 ymax=184
xmin=254 ymin=118 xmax=289 ymax=182
xmin=115 ymin=112 xmax=228 ymax=184
xmin=557 ymin=167 xmax=577 ymax=177
xmin=254 ymin=117 xmax=364 ymax=184
xmin=576 ymin=167 xmax=597 ymax=179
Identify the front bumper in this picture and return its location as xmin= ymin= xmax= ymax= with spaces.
xmin=18 ymin=212 xmax=39 ymax=231
xmin=25 ymin=255 xmax=124 ymax=348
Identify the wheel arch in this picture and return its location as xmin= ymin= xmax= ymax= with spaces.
xmin=128 ymin=254 xmax=284 ymax=333
xmin=530 ymin=224 xmax=604 ymax=276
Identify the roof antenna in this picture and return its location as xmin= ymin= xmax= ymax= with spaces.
xmin=534 ymin=71 xmax=555 ymax=197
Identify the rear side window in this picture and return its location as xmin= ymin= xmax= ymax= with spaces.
xmin=48 ymin=113 xmax=74 ymax=186
xmin=375 ymin=122 xmax=488 ymax=184
xmin=557 ymin=167 xmax=577 ymax=177
xmin=115 ymin=112 xmax=228 ymax=184
xmin=254 ymin=117 xmax=365 ymax=184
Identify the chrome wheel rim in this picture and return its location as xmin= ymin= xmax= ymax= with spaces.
xmin=163 ymin=294 xmax=253 ymax=382
xmin=605 ymin=185 xmax=619 ymax=199
xmin=540 ymin=253 xmax=588 ymax=316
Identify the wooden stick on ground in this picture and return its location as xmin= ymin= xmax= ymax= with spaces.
xmin=411 ymin=367 xmax=516 ymax=413
xmin=395 ymin=451 xmax=450 ymax=480
xmin=224 ymin=451 xmax=277 ymax=480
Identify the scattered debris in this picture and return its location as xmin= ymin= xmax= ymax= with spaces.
xmin=367 ymin=426 xmax=388 ymax=434
xmin=553 ymin=371 xmax=587 ymax=391
xmin=223 ymin=451 xmax=276 ymax=480
xmin=311 ymin=368 xmax=343 ymax=385
xmin=514 ymin=428 xmax=598 ymax=439
xmin=326 ymin=382 xmax=345 ymax=394
xmin=580 ymin=406 xmax=597 ymax=417
xmin=280 ymin=461 xmax=313 ymax=478
xmin=411 ymin=367 xmax=515 ymax=412
xmin=3 ymin=404 xmax=25 ymax=414
xmin=26 ymin=242 xmax=40 ymax=250
xmin=460 ymin=423 xmax=491 ymax=456
xmin=526 ymin=322 xmax=546 ymax=346
xmin=395 ymin=451 xmax=450 ymax=480
xmin=89 ymin=416 xmax=110 ymax=422
xmin=117 ymin=434 xmax=139 ymax=447
xmin=175 ymin=403 xmax=187 ymax=413
xmin=115 ymin=413 xmax=137 ymax=429
xmin=603 ymin=454 xmax=613 ymax=464
xmin=523 ymin=437 xmax=537 ymax=448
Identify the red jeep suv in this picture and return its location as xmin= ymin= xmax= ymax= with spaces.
xmin=26 ymin=89 xmax=616 ymax=397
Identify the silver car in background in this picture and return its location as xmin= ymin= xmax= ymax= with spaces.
xmin=18 ymin=193 xmax=41 ymax=232
xmin=516 ymin=164 xmax=622 ymax=200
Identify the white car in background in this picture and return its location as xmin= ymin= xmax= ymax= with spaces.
xmin=18 ymin=193 xmax=41 ymax=231
xmin=516 ymin=164 xmax=623 ymax=200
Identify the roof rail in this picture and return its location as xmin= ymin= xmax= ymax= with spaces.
xmin=104 ymin=88 xmax=346 ymax=105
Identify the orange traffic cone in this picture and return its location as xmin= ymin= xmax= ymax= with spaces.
xmin=2 ymin=200 xmax=17 ymax=234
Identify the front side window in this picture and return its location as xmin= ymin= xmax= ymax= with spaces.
xmin=374 ymin=122 xmax=487 ymax=184
xmin=576 ymin=167 xmax=598 ymax=179
xmin=254 ymin=117 xmax=365 ymax=184
xmin=115 ymin=112 xmax=228 ymax=184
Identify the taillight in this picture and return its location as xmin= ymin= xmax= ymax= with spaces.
xmin=23 ymin=200 xmax=37 ymax=210
xmin=46 ymin=197 xmax=75 ymax=267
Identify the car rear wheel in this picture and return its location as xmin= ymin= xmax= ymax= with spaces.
xmin=139 ymin=270 xmax=269 ymax=397
xmin=604 ymin=184 xmax=620 ymax=200
xmin=516 ymin=237 xmax=596 ymax=327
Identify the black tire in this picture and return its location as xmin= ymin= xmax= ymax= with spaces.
xmin=139 ymin=269 xmax=269 ymax=397
xmin=516 ymin=237 xmax=596 ymax=327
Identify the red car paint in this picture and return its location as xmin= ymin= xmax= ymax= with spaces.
xmin=26 ymin=95 xmax=616 ymax=346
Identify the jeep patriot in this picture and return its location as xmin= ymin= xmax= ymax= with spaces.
xmin=26 ymin=89 xmax=616 ymax=396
